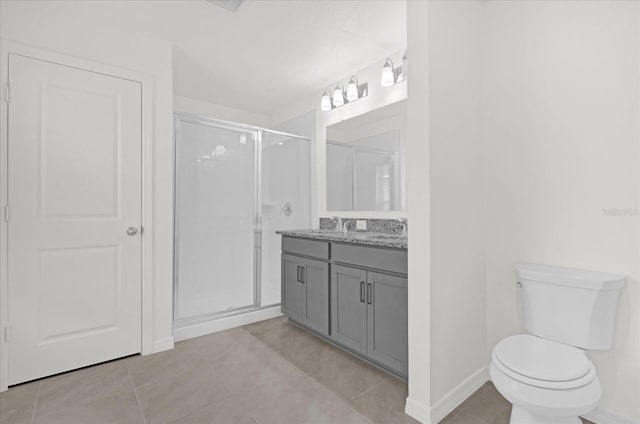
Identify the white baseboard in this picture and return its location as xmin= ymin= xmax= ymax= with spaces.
xmin=582 ymin=407 xmax=640 ymax=424
xmin=151 ymin=337 xmax=175 ymax=354
xmin=431 ymin=366 xmax=490 ymax=423
xmin=173 ymin=306 xmax=283 ymax=342
xmin=406 ymin=396 xmax=432 ymax=423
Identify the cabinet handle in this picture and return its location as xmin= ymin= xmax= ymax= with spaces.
xmin=300 ymin=267 xmax=305 ymax=284
xmin=360 ymin=281 xmax=365 ymax=303
xmin=296 ymin=266 xmax=301 ymax=282
xmin=366 ymin=283 xmax=372 ymax=305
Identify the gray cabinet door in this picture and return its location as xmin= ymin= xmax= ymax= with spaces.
xmin=366 ymin=272 xmax=408 ymax=376
xmin=281 ymin=254 xmax=303 ymax=322
xmin=301 ymin=258 xmax=330 ymax=336
xmin=331 ymin=264 xmax=367 ymax=354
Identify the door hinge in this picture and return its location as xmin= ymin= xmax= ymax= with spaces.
xmin=3 ymin=205 xmax=8 ymax=223
xmin=4 ymin=84 xmax=9 ymax=103
xmin=4 ymin=326 xmax=10 ymax=343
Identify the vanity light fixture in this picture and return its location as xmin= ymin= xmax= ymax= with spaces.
xmin=381 ymin=53 xmax=406 ymax=87
xmin=332 ymin=83 xmax=345 ymax=107
xmin=320 ymin=77 xmax=368 ymax=111
xmin=346 ymin=76 xmax=367 ymax=102
xmin=320 ymin=90 xmax=332 ymax=112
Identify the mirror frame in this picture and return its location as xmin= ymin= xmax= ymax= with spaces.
xmin=318 ymin=80 xmax=407 ymax=218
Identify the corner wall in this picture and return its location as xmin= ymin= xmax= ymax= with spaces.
xmin=427 ymin=1 xmax=487 ymax=420
xmin=405 ymin=1 xmax=432 ymax=422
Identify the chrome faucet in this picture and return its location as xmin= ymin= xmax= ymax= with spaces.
xmin=329 ymin=216 xmax=343 ymax=232
xmin=342 ymin=220 xmax=351 ymax=235
xmin=397 ymin=218 xmax=408 ymax=237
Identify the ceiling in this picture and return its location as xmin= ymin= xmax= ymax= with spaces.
xmin=169 ymin=0 xmax=407 ymax=115
xmin=0 ymin=0 xmax=406 ymax=116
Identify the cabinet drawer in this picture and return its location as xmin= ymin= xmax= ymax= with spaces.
xmin=332 ymin=243 xmax=407 ymax=275
xmin=282 ymin=237 xmax=329 ymax=260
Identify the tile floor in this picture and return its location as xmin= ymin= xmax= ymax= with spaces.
xmin=0 ymin=317 xmax=595 ymax=424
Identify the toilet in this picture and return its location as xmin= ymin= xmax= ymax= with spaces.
xmin=490 ymin=263 xmax=624 ymax=424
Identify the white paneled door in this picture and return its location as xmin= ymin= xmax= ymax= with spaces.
xmin=7 ymin=54 xmax=142 ymax=385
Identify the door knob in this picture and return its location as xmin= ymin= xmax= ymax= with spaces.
xmin=126 ymin=227 xmax=138 ymax=236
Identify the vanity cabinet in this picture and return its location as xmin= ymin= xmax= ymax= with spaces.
xmin=330 ymin=265 xmax=368 ymax=353
xmin=365 ymin=271 xmax=408 ymax=375
xmin=281 ymin=235 xmax=408 ymax=379
xmin=281 ymin=254 xmax=304 ymax=322
xmin=331 ymin=265 xmax=408 ymax=376
xmin=281 ymin=239 xmax=330 ymax=336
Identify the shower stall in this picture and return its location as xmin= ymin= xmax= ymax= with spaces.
xmin=173 ymin=113 xmax=311 ymax=332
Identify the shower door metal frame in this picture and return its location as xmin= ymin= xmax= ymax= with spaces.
xmin=172 ymin=113 xmax=310 ymax=329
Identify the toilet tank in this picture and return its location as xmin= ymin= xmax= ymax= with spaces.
xmin=515 ymin=263 xmax=624 ymax=350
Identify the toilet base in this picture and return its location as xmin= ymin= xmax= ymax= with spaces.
xmin=510 ymin=406 xmax=582 ymax=424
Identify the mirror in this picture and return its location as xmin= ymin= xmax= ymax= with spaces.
xmin=326 ymin=100 xmax=406 ymax=212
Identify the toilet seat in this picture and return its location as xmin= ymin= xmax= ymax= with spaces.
xmin=492 ymin=334 xmax=596 ymax=390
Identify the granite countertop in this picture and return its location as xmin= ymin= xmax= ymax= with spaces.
xmin=276 ymin=229 xmax=407 ymax=250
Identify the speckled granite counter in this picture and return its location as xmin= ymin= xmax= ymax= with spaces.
xmin=276 ymin=229 xmax=407 ymax=250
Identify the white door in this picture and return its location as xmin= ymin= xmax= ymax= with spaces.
xmin=7 ymin=54 xmax=142 ymax=385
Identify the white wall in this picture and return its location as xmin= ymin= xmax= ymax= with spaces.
xmin=483 ymin=1 xmax=640 ymax=421
xmin=0 ymin=1 xmax=175 ymax=353
xmin=427 ymin=1 xmax=487 ymax=420
xmin=404 ymin=1 xmax=431 ymax=422
xmin=174 ymin=95 xmax=269 ymax=128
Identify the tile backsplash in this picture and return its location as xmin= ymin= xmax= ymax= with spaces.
xmin=319 ymin=218 xmax=408 ymax=235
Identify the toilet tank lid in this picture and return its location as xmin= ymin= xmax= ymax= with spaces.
xmin=515 ymin=262 xmax=625 ymax=291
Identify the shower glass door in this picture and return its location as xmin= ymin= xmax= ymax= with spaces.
xmin=261 ymin=132 xmax=311 ymax=306
xmin=174 ymin=117 xmax=257 ymax=324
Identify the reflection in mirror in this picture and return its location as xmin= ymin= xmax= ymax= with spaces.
xmin=326 ymin=100 xmax=406 ymax=212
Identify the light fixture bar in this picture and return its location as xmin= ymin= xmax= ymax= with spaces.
xmin=319 ymin=77 xmax=368 ymax=112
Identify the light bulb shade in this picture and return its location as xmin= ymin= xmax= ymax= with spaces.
xmin=346 ymin=77 xmax=358 ymax=102
xmin=320 ymin=90 xmax=332 ymax=111
xmin=333 ymin=84 xmax=344 ymax=107
xmin=381 ymin=59 xmax=395 ymax=87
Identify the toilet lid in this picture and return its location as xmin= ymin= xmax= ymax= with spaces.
xmin=494 ymin=334 xmax=591 ymax=382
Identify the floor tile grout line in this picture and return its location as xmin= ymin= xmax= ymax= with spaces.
xmin=29 ymin=381 xmax=42 ymax=424
xmin=242 ymin=325 xmax=356 ymax=409
xmin=242 ymin=321 xmax=384 ymax=423
xmin=124 ymin=360 xmax=148 ymax=424
xmin=347 ymin=379 xmax=386 ymax=403
xmin=132 ymin=337 xmax=240 ymax=422
xmin=194 ymin=321 xmax=398 ymax=423
xmin=265 ymin=318 xmax=404 ymax=385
